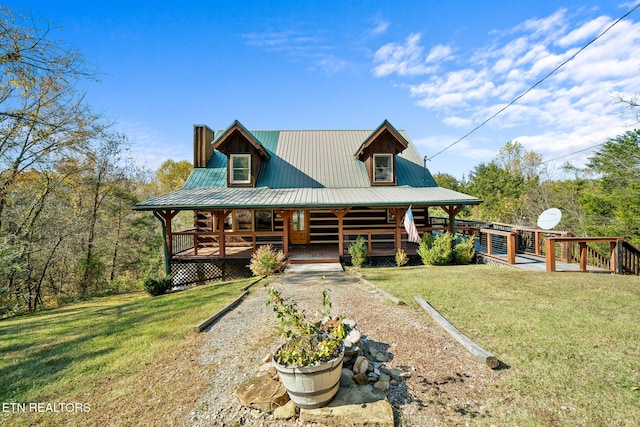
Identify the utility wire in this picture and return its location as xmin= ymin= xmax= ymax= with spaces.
xmin=540 ymin=142 xmax=606 ymax=164
xmin=427 ymin=2 xmax=640 ymax=161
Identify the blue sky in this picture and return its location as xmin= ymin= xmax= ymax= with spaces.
xmin=13 ymin=1 xmax=640 ymax=179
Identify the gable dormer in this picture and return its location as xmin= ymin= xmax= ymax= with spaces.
xmin=212 ymin=120 xmax=270 ymax=187
xmin=355 ymin=120 xmax=408 ymax=186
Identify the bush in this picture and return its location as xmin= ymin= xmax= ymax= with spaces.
xmin=395 ymin=249 xmax=408 ymax=267
xmin=250 ymin=244 xmax=287 ymax=276
xmin=418 ymin=232 xmax=454 ymax=266
xmin=143 ymin=275 xmax=173 ymax=296
xmin=453 ymin=235 xmax=476 ymax=265
xmin=348 ymin=236 xmax=367 ymax=267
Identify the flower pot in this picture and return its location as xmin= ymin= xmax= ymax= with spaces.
xmin=272 ymin=348 xmax=344 ymax=409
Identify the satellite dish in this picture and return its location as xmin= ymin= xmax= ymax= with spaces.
xmin=537 ymin=208 xmax=562 ymax=230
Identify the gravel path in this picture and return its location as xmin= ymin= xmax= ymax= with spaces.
xmin=186 ymin=267 xmax=499 ymax=426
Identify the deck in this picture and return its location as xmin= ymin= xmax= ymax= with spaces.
xmin=479 ymin=253 xmax=612 ymax=273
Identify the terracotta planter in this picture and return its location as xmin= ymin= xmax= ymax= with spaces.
xmin=272 ymin=347 xmax=344 ymax=409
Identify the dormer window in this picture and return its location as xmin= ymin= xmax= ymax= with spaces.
xmin=374 ymin=154 xmax=393 ymax=183
xmin=230 ymin=154 xmax=251 ymax=184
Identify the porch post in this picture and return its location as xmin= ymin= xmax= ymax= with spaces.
xmin=153 ymin=209 xmax=179 ymax=275
xmin=275 ymin=210 xmax=293 ymax=257
xmin=214 ymin=210 xmax=232 ymax=258
xmin=390 ymin=207 xmax=408 ymax=253
xmin=442 ymin=205 xmax=463 ymax=234
xmin=331 ymin=208 xmax=351 ymax=256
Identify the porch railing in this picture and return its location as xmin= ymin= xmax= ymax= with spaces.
xmin=545 ymin=237 xmax=624 ymax=273
xmin=171 ymin=230 xmax=284 ymax=256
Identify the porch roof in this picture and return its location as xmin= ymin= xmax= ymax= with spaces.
xmin=132 ymin=186 xmax=481 ymax=211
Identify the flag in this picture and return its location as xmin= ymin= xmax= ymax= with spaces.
xmin=404 ymin=206 xmax=421 ymax=243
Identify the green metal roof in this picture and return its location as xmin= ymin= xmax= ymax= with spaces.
xmin=134 ymin=186 xmax=481 ymax=210
xmin=183 ymin=129 xmax=437 ymax=190
xmin=134 ymin=125 xmax=482 ymax=211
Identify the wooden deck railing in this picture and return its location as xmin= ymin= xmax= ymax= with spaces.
xmin=477 ymin=228 xmax=517 ymax=264
xmin=618 ymin=240 xmax=640 ymax=275
xmin=171 ymin=230 xmax=284 ymax=256
xmin=545 ymin=237 xmax=624 ymax=273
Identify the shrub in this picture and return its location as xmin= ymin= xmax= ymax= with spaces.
xmin=453 ymin=235 xmax=476 ymax=265
xmin=143 ymin=275 xmax=173 ymax=296
xmin=418 ymin=232 xmax=454 ymax=266
xmin=250 ymin=244 xmax=287 ymax=276
xmin=348 ymin=236 xmax=367 ymax=267
xmin=395 ymin=249 xmax=408 ymax=267
xmin=267 ymin=287 xmax=346 ymax=367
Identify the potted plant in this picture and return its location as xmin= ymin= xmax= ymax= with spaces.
xmin=267 ymin=287 xmax=347 ymax=409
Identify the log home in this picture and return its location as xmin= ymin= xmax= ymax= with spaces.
xmin=134 ymin=119 xmax=482 ymax=284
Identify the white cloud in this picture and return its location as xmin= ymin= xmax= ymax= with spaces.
xmin=374 ymin=7 xmax=640 ymax=168
xmin=370 ymin=18 xmax=389 ymax=36
xmin=372 ymin=33 xmax=450 ymax=77
xmin=243 ymin=29 xmax=345 ymax=75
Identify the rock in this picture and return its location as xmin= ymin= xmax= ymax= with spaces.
xmin=235 ymin=375 xmax=289 ymax=413
xmin=300 ymin=386 xmax=393 ymax=427
xmin=273 ymin=400 xmax=297 ymax=420
xmin=387 ymin=368 xmax=404 ymax=382
xmin=343 ymin=318 xmax=357 ymax=329
xmin=346 ymin=329 xmax=362 ymax=346
xmin=375 ymin=352 xmax=389 ymax=362
xmin=340 ymin=372 xmax=356 ymax=387
xmin=341 ymin=368 xmax=354 ymax=378
xmin=353 ymin=355 xmax=368 ymax=375
xmin=353 ymin=373 xmax=369 ymax=385
xmin=344 ymin=344 xmax=361 ymax=357
xmin=374 ymin=380 xmax=390 ymax=393
xmin=379 ymin=373 xmax=391 ymax=383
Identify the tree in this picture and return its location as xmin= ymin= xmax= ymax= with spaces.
xmin=584 ymin=130 xmax=640 ymax=245
xmin=466 ymin=141 xmax=542 ymax=224
xmin=154 ymin=159 xmax=193 ymax=194
xmin=0 ymin=8 xmax=101 ymax=230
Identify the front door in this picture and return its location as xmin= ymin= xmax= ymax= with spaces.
xmin=290 ymin=209 xmax=309 ymax=245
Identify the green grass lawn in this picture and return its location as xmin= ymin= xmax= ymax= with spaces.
xmin=362 ymin=265 xmax=640 ymax=426
xmin=0 ymin=278 xmax=253 ymax=427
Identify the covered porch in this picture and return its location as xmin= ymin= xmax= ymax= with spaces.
xmin=155 ymin=205 xmax=473 ymax=266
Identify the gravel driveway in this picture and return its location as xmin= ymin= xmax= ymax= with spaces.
xmin=186 ymin=265 xmax=499 ymax=426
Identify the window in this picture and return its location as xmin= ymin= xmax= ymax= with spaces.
xmin=373 ymin=154 xmax=393 ymax=182
xmin=255 ymin=210 xmax=273 ymax=231
xmin=230 ymin=154 xmax=251 ymax=184
xmin=235 ymin=210 xmax=253 ymax=231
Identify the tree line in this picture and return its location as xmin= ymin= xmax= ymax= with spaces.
xmin=434 ymin=135 xmax=640 ymax=248
xmin=0 ymin=8 xmax=191 ymax=317
xmin=1 ymin=8 xmax=638 ymax=317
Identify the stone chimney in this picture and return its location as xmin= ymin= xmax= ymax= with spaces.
xmin=193 ymin=124 xmax=215 ymax=168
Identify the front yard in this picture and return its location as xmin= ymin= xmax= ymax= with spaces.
xmin=362 ymin=265 xmax=640 ymax=426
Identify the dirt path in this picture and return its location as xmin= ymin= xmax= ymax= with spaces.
xmin=186 ymin=267 xmax=501 ymax=426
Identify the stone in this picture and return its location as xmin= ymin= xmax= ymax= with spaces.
xmin=346 ymin=329 xmax=362 ymax=346
xmin=387 ymin=368 xmax=404 ymax=382
xmin=300 ymin=386 xmax=393 ymax=427
xmin=343 ymin=318 xmax=357 ymax=329
xmin=374 ymin=380 xmax=390 ymax=393
xmin=340 ymin=372 xmax=356 ymax=387
xmin=235 ymin=375 xmax=289 ymax=413
xmin=273 ymin=400 xmax=297 ymax=420
xmin=344 ymin=345 xmax=361 ymax=357
xmin=341 ymin=368 xmax=354 ymax=378
xmin=379 ymin=373 xmax=391 ymax=383
xmin=353 ymin=355 xmax=368 ymax=375
xmin=375 ymin=352 xmax=389 ymax=362
xmin=353 ymin=373 xmax=369 ymax=385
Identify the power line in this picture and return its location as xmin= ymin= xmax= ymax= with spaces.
xmin=427 ymin=2 xmax=640 ymax=161
xmin=540 ymin=142 xmax=605 ymax=164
